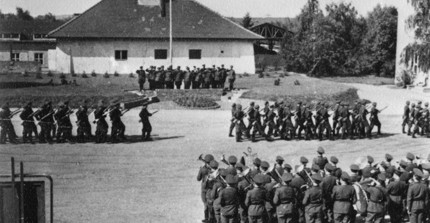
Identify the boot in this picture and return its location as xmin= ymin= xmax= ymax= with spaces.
xmin=402 ymin=126 xmax=406 ymax=134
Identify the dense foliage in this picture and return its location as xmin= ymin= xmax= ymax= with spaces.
xmin=281 ymin=1 xmax=398 ymax=77
xmin=241 ymin=13 xmax=254 ymax=29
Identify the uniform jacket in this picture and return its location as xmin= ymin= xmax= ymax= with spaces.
xmin=332 ymin=185 xmax=357 ymax=214
xmin=139 ymin=108 xmax=152 ymax=123
xmin=273 ymin=184 xmax=296 ymax=216
xmin=407 ymin=181 xmax=429 ymax=211
xmin=387 ymin=180 xmax=408 ymax=204
xmin=364 ymin=185 xmax=387 ymax=213
xmin=220 ymin=186 xmax=239 ymax=216
xmin=245 ymin=186 xmax=268 ymax=216
xmin=303 ymin=186 xmax=323 ymax=213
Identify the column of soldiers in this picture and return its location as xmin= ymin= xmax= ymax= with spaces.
xmin=229 ymin=100 xmax=392 ymax=142
xmin=402 ymin=101 xmax=430 ymax=138
xmin=197 ymin=147 xmax=430 ymax=223
xmin=0 ymin=99 xmax=155 ymax=144
xmin=136 ymin=64 xmax=236 ymax=91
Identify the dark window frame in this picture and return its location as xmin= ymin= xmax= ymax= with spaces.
xmin=154 ymin=49 xmax=168 ymax=60
xmin=34 ymin=53 xmax=44 ymax=64
xmin=189 ymin=49 xmax=202 ymax=59
xmin=11 ymin=53 xmax=20 ymax=61
xmin=115 ymin=50 xmax=128 ymax=60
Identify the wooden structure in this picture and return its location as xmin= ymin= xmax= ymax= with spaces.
xmin=250 ymin=23 xmax=290 ymax=51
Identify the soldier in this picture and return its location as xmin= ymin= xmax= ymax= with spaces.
xmin=420 ymin=102 xmax=429 ymax=136
xmin=246 ymin=102 xmax=256 ymax=138
xmin=358 ymin=102 xmax=371 ymax=139
xmin=210 ymin=168 xmax=227 ymax=223
xmin=409 ymin=103 xmax=416 ymax=135
xmin=313 ymin=147 xmax=328 ymax=171
xmin=279 ymin=105 xmax=295 ymax=140
xmin=54 ymin=102 xmax=73 ymax=143
xmin=332 ymin=172 xmax=356 ymax=223
xmin=203 ymin=67 xmax=212 ymax=89
xmin=294 ymin=101 xmax=303 ymax=139
xmin=402 ymin=101 xmax=411 ymax=134
xmin=303 ymin=104 xmax=315 ymax=140
xmin=321 ymin=163 xmax=337 ymax=223
xmin=251 ymin=104 xmax=265 ymax=142
xmin=155 ymin=66 xmax=165 ymax=89
xmin=20 ymin=102 xmax=38 ymax=143
xmin=291 ymin=167 xmax=308 ymax=223
xmin=245 ymin=174 xmax=268 ymax=223
xmin=363 ymin=174 xmax=387 ymax=223
xmin=76 ymin=100 xmax=92 ymax=143
xmin=369 ymin=102 xmax=382 ymax=136
xmin=386 ymin=169 xmax=408 ymax=223
xmin=220 ymin=174 xmax=240 ymax=223
xmin=174 ymin=66 xmax=183 ymax=89
xmin=234 ymin=104 xmax=246 ymax=142
xmin=220 ymin=64 xmax=227 ymax=89
xmin=109 ymin=102 xmax=126 ymax=143
xmin=332 ymin=101 xmax=341 ymax=136
xmin=229 ymin=103 xmax=237 ymax=137
xmin=93 ymin=100 xmax=108 ymax=143
xmin=214 ymin=67 xmax=223 ymax=89
xmin=197 ymin=154 xmax=215 ymax=223
xmin=35 ymin=101 xmax=54 ymax=143
xmin=406 ymin=168 xmax=428 ymax=223
xmin=193 ymin=67 xmax=202 ymax=89
xmin=338 ymin=103 xmax=351 ymax=140
xmin=139 ymin=103 xmax=153 ymax=141
xmin=183 ymin=66 xmax=193 ymax=89
xmin=227 ymin=65 xmax=236 ymax=91
xmin=273 ymin=172 xmax=296 ymax=223
xmin=136 ymin=66 xmax=146 ymax=91
xmin=350 ymin=101 xmax=361 ymax=138
xmin=317 ymin=103 xmax=332 ymax=141
xmin=303 ymin=174 xmax=323 ymax=223
xmin=0 ymin=103 xmax=17 ymax=144
xmin=165 ymin=66 xmax=174 ymax=89
xmin=148 ymin=66 xmax=156 ymax=90
xmin=265 ymin=105 xmax=277 ymax=140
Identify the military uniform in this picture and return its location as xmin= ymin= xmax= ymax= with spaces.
xmin=183 ymin=67 xmax=193 ymax=89
xmin=148 ymin=66 xmax=156 ymax=90
xmin=364 ymin=179 xmax=387 ymax=223
xmin=402 ymin=101 xmax=411 ymax=134
xmin=338 ymin=104 xmax=351 ymax=139
xmin=0 ymin=104 xmax=17 ymax=144
xmin=229 ymin=104 xmax=236 ymax=137
xmin=155 ymin=67 xmax=165 ymax=89
xmin=35 ymin=102 xmax=54 ymax=143
xmin=369 ymin=103 xmax=381 ymax=136
xmin=174 ymin=67 xmax=183 ymax=89
xmin=220 ymin=175 xmax=240 ymax=223
xmin=321 ymin=164 xmax=337 ymax=223
xmin=109 ymin=104 xmax=126 ymax=142
xmin=303 ymin=175 xmax=323 ymax=223
xmin=227 ymin=66 xmax=236 ymax=91
xmin=94 ymin=103 xmax=108 ymax=143
xmin=251 ymin=105 xmax=265 ymax=141
xmin=54 ymin=103 xmax=73 ymax=143
xmin=358 ymin=103 xmax=370 ymax=138
xmin=136 ymin=67 xmax=146 ymax=91
xmin=274 ymin=173 xmax=296 ymax=223
xmin=332 ymin=102 xmax=341 ymax=136
xmin=76 ymin=103 xmax=92 ymax=143
xmin=317 ymin=104 xmax=332 ymax=140
xmin=198 ymin=155 xmax=216 ymax=222
xmin=20 ymin=102 xmax=37 ymax=143
xmin=387 ymin=179 xmax=408 ymax=223
xmin=280 ymin=107 xmax=295 ymax=140
xmin=245 ymin=175 xmax=269 ymax=223
xmin=332 ymin=173 xmax=357 ymax=223
xmin=165 ymin=67 xmax=174 ymax=89
xmin=214 ymin=68 xmax=223 ymax=89
xmin=193 ymin=68 xmax=202 ymax=89
xmin=139 ymin=105 xmax=152 ymax=141
xmin=407 ymin=169 xmax=429 ymax=223
xmin=233 ymin=105 xmax=246 ymax=142
xmin=303 ymin=106 xmax=314 ymax=140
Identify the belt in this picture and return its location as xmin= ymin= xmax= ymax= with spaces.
xmin=335 ymin=199 xmax=351 ymax=202
xmin=251 ymin=202 xmax=264 ymax=205
xmin=370 ymin=200 xmax=384 ymax=203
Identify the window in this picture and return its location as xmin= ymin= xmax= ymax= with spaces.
xmin=11 ymin=53 xmax=20 ymax=61
xmin=189 ymin=49 xmax=201 ymax=59
xmin=35 ymin=53 xmax=44 ymax=64
xmin=2 ymin=33 xmax=20 ymax=39
xmin=115 ymin=50 xmax=128 ymax=60
xmin=33 ymin=34 xmax=46 ymax=39
xmin=154 ymin=49 xmax=168 ymax=60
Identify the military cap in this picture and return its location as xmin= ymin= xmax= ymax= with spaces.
xmin=270 ymin=105 xmax=275 ymax=109
xmin=25 ymin=101 xmax=32 ymax=107
xmin=336 ymin=100 xmax=341 ymax=104
xmin=418 ymin=101 xmax=422 ymax=105
xmin=317 ymin=146 xmax=325 ymax=154
xmin=261 ymin=161 xmax=270 ymax=169
xmin=330 ymin=156 xmax=339 ymax=164
xmin=276 ymin=156 xmax=284 ymax=161
xmin=351 ymin=175 xmax=360 ymax=183
xmin=406 ymin=152 xmax=415 ymax=161
xmin=362 ymin=167 xmax=372 ymax=178
xmin=406 ymin=100 xmax=410 ymax=104
xmin=400 ymin=172 xmax=411 ymax=182
xmin=367 ymin=156 xmax=374 ymax=164
xmin=341 ymin=172 xmax=351 ymax=181
xmin=405 ymin=165 xmax=414 ymax=172
xmin=253 ymin=158 xmax=261 ymax=166
xmin=204 ymin=154 xmax=215 ymax=163
xmin=421 ymin=163 xmax=430 ymax=171
xmin=377 ymin=173 xmax=386 ymax=181
xmin=297 ymin=101 xmax=302 ymax=105
xmin=325 ymin=163 xmax=335 ymax=172
xmin=425 ymin=102 xmax=429 ymax=106
xmin=350 ymin=164 xmax=360 ymax=172
xmin=226 ymin=167 xmax=237 ymax=176
xmin=386 ymin=166 xmax=396 ymax=175
xmin=311 ymin=164 xmax=320 ymax=172
xmin=209 ymin=160 xmax=219 ymax=169
xmin=300 ymin=156 xmax=309 ymax=164
xmin=281 ymin=172 xmax=293 ymax=182
xmin=250 ymin=102 xmax=255 ymax=106
xmin=385 ymin=154 xmax=393 ymax=161
xmin=253 ymin=174 xmax=265 ymax=185
xmin=283 ymin=164 xmax=292 ymax=171
xmin=312 ymin=174 xmax=322 ymax=183
xmin=372 ymin=102 xmax=377 ymax=106
xmin=226 ymin=174 xmax=238 ymax=185
xmin=399 ymin=160 xmax=408 ymax=168
xmin=228 ymin=156 xmax=238 ymax=165
xmin=219 ymin=168 xmax=227 ymax=177
xmin=235 ymin=163 xmax=244 ymax=171
xmin=333 ymin=168 xmax=343 ymax=178
xmin=255 ymin=105 xmax=260 ymax=109
xmin=413 ymin=168 xmax=424 ymax=178
xmin=411 ymin=103 xmax=416 ymax=107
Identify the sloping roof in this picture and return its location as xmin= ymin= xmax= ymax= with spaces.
xmin=229 ymin=17 xmax=290 ymax=26
xmin=48 ymin=0 xmax=263 ymax=40
xmin=0 ymin=19 xmax=65 ymax=40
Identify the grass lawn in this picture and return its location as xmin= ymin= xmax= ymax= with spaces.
xmin=0 ymin=73 xmax=222 ymax=108
xmin=320 ymin=75 xmax=394 ymax=85
xmin=235 ymin=72 xmax=362 ymax=107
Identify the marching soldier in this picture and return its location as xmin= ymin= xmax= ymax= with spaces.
xmin=54 ymin=102 xmax=73 ymax=143
xmin=155 ymin=66 xmax=165 ymax=89
xmin=197 ymin=154 xmax=215 ymax=223
xmin=221 ymin=64 xmax=227 ymax=89
xmin=358 ymin=102 xmax=371 ymax=138
xmin=36 ymin=101 xmax=54 ymax=143
xmin=183 ymin=66 xmax=192 ymax=89
xmin=229 ymin=104 xmax=236 ymax=137
xmin=174 ymin=66 xmax=183 ymax=89
xmin=338 ymin=103 xmax=351 ymax=139
xmin=139 ymin=104 xmax=153 ymax=141
xmin=265 ymin=105 xmax=277 ymax=140
xmin=246 ymin=102 xmax=256 ymax=138
xmin=420 ymin=102 xmax=429 ymax=136
xmin=317 ymin=103 xmax=332 ymax=141
xmin=402 ymin=101 xmax=411 ymax=134
xmin=94 ymin=100 xmax=108 ymax=143
xmin=245 ymin=174 xmax=269 ymax=223
xmin=227 ymin=65 xmax=236 ymax=91
xmin=303 ymin=104 xmax=315 ymax=140
xmin=303 ymin=174 xmax=323 ymax=223
xmin=369 ymin=102 xmax=382 ymax=136
xmin=411 ymin=102 xmax=422 ymax=138
xmin=20 ymin=101 xmax=38 ymax=143
xmin=251 ymin=104 xmax=266 ymax=142
xmin=332 ymin=101 xmax=341 ymax=136
xmin=406 ymin=168 xmax=428 ymax=223
xmin=193 ymin=67 xmax=202 ymax=89
xmin=0 ymin=103 xmax=17 ymax=144
xmin=76 ymin=100 xmax=92 ymax=143
xmin=136 ymin=66 xmax=146 ymax=91
xmin=273 ymin=172 xmax=296 ymax=223
xmin=279 ymin=105 xmax=295 ymax=140
xmin=332 ymin=172 xmax=356 ymax=223
xmin=234 ymin=104 xmax=246 ymax=142
xmin=109 ymin=102 xmax=126 ymax=143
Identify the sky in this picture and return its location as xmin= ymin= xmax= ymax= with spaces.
xmin=0 ymin=0 xmax=400 ymax=18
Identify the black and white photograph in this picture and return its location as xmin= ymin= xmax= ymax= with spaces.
xmin=0 ymin=0 xmax=429 ymax=222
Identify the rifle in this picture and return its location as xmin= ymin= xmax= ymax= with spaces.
xmin=28 ymin=109 xmax=42 ymax=118
xmin=121 ymin=108 xmax=131 ymax=116
xmin=8 ymin=108 xmax=23 ymax=119
xmin=378 ymin=106 xmax=388 ymax=113
xmin=138 ymin=110 xmax=158 ymax=122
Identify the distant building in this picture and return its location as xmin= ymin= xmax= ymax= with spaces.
xmin=48 ymin=0 xmax=263 ymax=74
xmin=395 ymin=1 xmax=429 ymax=87
xmin=0 ymin=19 xmax=64 ymax=70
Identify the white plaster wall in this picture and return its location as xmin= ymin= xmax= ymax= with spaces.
xmin=49 ymin=39 xmax=256 ymax=74
xmin=0 ymin=50 xmax=49 ymax=68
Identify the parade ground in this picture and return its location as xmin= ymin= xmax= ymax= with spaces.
xmin=0 ymin=80 xmax=429 ymax=223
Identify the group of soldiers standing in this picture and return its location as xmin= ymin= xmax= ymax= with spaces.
xmin=0 ymin=99 xmax=154 ymax=144
xmin=229 ymin=100 xmax=384 ymax=142
xmin=136 ymin=64 xmax=236 ymax=91
xmin=402 ymin=101 xmax=430 ymax=138
xmin=197 ymin=148 xmax=430 ymax=223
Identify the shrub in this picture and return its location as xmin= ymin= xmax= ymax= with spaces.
xmin=173 ymin=95 xmax=219 ymax=108
xmin=71 ymin=72 xmax=77 ymax=77
xmin=104 ymin=72 xmax=110 ymax=78
xmin=35 ymin=72 xmax=43 ymax=79
xmin=47 ymin=71 xmax=54 ymax=77
xmin=279 ymin=73 xmax=285 ymax=78
xmin=265 ymin=72 xmax=270 ymax=77
xmin=60 ymin=73 xmax=66 ymax=79
xmin=22 ymin=71 xmax=29 ymax=77
xmin=129 ymin=73 xmax=135 ymax=78
xmin=243 ymin=73 xmax=250 ymax=77
xmin=81 ymin=71 xmax=88 ymax=78
xmin=114 ymin=71 xmax=119 ymax=77
xmin=258 ymin=71 xmax=264 ymax=78
xmin=91 ymin=70 xmax=97 ymax=77
xmin=274 ymin=78 xmax=280 ymax=86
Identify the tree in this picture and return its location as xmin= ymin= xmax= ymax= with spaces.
xmin=16 ymin=7 xmax=33 ymax=20
xmin=241 ymin=13 xmax=254 ymax=29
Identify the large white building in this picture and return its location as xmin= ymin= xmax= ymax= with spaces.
xmin=48 ymin=0 xmax=263 ymax=74
xmin=395 ymin=0 xmax=429 ymax=87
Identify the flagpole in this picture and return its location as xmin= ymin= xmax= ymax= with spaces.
xmin=169 ymin=0 xmax=173 ymax=67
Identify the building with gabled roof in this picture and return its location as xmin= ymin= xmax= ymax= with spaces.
xmin=48 ymin=0 xmax=264 ymax=74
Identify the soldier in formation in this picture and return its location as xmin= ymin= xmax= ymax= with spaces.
xmin=197 ymin=148 xmax=430 ymax=223
xmin=229 ymin=100 xmax=403 ymax=142
xmin=136 ymin=64 xmax=236 ymax=90
xmin=403 ymin=100 xmax=430 ymax=138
